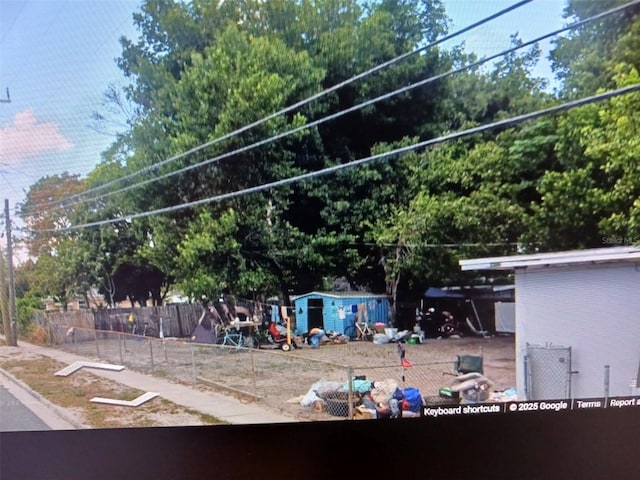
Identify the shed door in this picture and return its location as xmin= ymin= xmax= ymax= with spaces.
xmin=307 ymin=299 xmax=324 ymax=330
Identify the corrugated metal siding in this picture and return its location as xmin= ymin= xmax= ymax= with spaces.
xmin=515 ymin=262 xmax=640 ymax=399
xmin=323 ymin=303 xmax=341 ymax=333
xmin=295 ymin=302 xmax=308 ymax=333
xmin=294 ymin=293 xmax=389 ymax=334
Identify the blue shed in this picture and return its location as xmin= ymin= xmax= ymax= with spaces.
xmin=293 ymin=291 xmax=389 ymax=336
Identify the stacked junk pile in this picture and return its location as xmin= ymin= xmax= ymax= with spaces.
xmin=298 ymin=377 xmax=424 ymax=419
xmin=295 ymin=351 xmax=502 ymax=419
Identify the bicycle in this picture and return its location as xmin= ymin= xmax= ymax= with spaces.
xmin=220 ymin=326 xmax=262 ymax=350
xmin=344 ymin=321 xmax=374 ymax=341
xmin=128 ymin=318 xmax=157 ymax=337
xmin=221 ymin=328 xmax=245 ymax=350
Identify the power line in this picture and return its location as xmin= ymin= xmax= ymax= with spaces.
xmin=25 ymin=0 xmax=536 ymax=213
xmin=3 ymin=1 xmax=66 ymax=86
xmin=345 ymin=242 xmax=521 ymax=248
xmin=26 ymin=0 xmax=640 ymax=217
xmin=41 ymin=34 xmax=548 ymax=211
xmin=32 ymin=82 xmax=640 ymax=233
xmin=0 ymin=0 xmax=29 ymax=45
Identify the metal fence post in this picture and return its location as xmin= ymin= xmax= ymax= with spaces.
xmin=94 ymin=329 xmax=100 ymax=358
xmin=249 ymin=348 xmax=259 ymax=400
xmin=149 ymin=338 xmax=154 ymax=371
xmin=347 ymin=365 xmax=354 ymax=420
xmin=163 ymin=340 xmax=168 ymax=364
xmin=604 ymin=365 xmax=610 ymax=401
xmin=118 ymin=332 xmax=123 ymax=364
xmin=523 ymin=354 xmax=529 ymax=400
xmin=191 ymin=344 xmax=197 ymax=387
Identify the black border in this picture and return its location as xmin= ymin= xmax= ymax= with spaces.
xmin=2 ymin=407 xmax=639 ymax=479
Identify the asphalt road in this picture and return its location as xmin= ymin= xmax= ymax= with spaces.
xmin=0 ymin=367 xmax=78 ymax=431
xmin=0 ymin=384 xmax=51 ymax=432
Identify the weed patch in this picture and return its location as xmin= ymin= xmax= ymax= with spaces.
xmin=0 ymin=356 xmax=225 ymax=428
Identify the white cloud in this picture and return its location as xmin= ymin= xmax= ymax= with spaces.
xmin=0 ymin=109 xmax=74 ymax=165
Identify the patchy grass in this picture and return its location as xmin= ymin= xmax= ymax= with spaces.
xmin=0 ymin=356 xmax=227 ymax=429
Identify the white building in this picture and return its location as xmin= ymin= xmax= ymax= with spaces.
xmin=460 ymin=246 xmax=640 ymax=400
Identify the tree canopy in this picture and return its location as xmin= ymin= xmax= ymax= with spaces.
xmin=16 ymin=0 xmax=640 ymax=324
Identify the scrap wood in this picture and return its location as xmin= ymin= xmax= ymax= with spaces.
xmin=90 ymin=392 xmax=159 ymax=407
xmin=55 ymin=361 xmax=126 ymax=377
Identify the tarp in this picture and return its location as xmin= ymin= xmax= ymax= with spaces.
xmin=191 ymin=324 xmax=215 ymax=344
xmin=424 ymin=286 xmax=514 ymax=300
xmin=495 ymin=302 xmax=515 ymax=333
xmin=424 ymin=287 xmax=465 ymax=298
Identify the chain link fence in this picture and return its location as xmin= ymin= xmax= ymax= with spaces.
xmin=47 ymin=327 xmax=471 ymax=421
xmin=525 ymin=343 xmax=573 ymax=400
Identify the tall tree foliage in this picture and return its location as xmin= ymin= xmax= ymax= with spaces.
xmin=105 ymin=0 xmax=455 ymax=301
xmin=525 ymin=0 xmax=640 ymax=250
xmin=368 ymin=39 xmax=553 ymax=296
xmin=17 ymin=0 xmax=640 ymax=324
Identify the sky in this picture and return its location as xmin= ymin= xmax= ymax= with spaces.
xmin=0 ymin=0 xmax=567 ymax=220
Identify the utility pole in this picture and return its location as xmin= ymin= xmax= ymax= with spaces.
xmin=4 ymin=199 xmax=18 ymax=346
xmin=0 ymin=78 xmax=9 ymax=341
xmin=0 ymin=241 xmax=10 ymax=342
xmin=1 ymin=91 xmax=17 ymax=344
xmin=0 ymin=88 xmax=10 ymax=104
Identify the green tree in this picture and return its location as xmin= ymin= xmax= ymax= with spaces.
xmin=366 ymin=39 xmax=554 ymax=293
xmin=17 ymin=173 xmax=86 ymax=257
xmin=524 ymin=0 xmax=640 ymax=251
xmin=104 ymin=0 xmax=455 ymax=301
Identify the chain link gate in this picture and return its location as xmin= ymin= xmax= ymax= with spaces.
xmin=525 ymin=343 xmax=574 ymax=400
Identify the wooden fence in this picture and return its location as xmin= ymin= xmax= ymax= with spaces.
xmin=36 ymin=304 xmax=206 ymax=340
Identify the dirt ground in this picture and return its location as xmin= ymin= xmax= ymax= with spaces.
xmin=266 ymin=334 xmax=517 ymax=419
xmin=290 ymin=334 xmax=516 ymax=389
xmin=163 ymin=333 xmax=517 ymax=421
xmin=3 ymin=332 xmax=516 ymax=424
xmin=0 ymin=347 xmax=225 ymax=429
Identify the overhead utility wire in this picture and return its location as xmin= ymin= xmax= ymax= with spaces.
xmin=26 ymin=0 xmax=535 ymax=214
xmin=35 ymin=0 xmax=640 ymax=215
xmin=35 ymin=82 xmax=640 ymax=233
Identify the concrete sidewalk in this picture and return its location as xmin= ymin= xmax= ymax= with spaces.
xmin=1 ymin=339 xmax=295 ymax=426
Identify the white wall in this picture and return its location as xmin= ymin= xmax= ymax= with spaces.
xmin=515 ymin=262 xmax=640 ymax=399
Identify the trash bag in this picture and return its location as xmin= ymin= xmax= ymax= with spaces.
xmin=373 ymin=333 xmax=391 ymax=344
xmin=371 ymin=379 xmax=398 ymax=404
xmin=190 ymin=324 xmax=214 ymax=344
xmin=317 ymin=381 xmax=347 ymax=399
xmin=341 ymin=379 xmax=373 ymax=394
xmin=394 ymin=330 xmax=411 ymax=342
xmin=392 ymin=388 xmax=405 ymax=401
xmin=301 ymin=380 xmax=326 ymax=407
xmin=402 ymin=387 xmax=423 ymax=413
xmin=301 ymin=390 xmax=322 ymax=407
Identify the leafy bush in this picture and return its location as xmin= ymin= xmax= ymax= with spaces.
xmin=17 ymin=295 xmax=44 ymax=333
xmin=25 ymin=324 xmax=49 ymax=345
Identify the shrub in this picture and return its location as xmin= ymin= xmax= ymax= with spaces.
xmin=26 ymin=324 xmax=49 ymax=345
xmin=17 ymin=295 xmax=44 ymax=332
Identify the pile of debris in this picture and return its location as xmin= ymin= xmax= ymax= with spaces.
xmin=295 ymin=378 xmax=424 ymax=419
